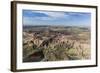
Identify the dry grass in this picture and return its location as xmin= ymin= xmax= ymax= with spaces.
xmin=23 ymin=26 xmax=91 ymax=62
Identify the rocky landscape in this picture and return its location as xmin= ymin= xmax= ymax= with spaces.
xmin=23 ymin=26 xmax=91 ymax=62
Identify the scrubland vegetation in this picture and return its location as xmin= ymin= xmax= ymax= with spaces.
xmin=23 ymin=26 xmax=91 ymax=62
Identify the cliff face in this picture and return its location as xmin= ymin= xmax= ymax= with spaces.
xmin=42 ymin=35 xmax=90 ymax=61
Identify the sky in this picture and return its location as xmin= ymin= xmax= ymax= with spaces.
xmin=23 ymin=10 xmax=91 ymax=27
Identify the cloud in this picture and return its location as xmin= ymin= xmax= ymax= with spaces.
xmin=24 ymin=10 xmax=86 ymax=21
xmin=31 ymin=11 xmax=70 ymax=19
xmin=23 ymin=10 xmax=91 ymax=26
xmin=23 ymin=10 xmax=69 ymax=21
